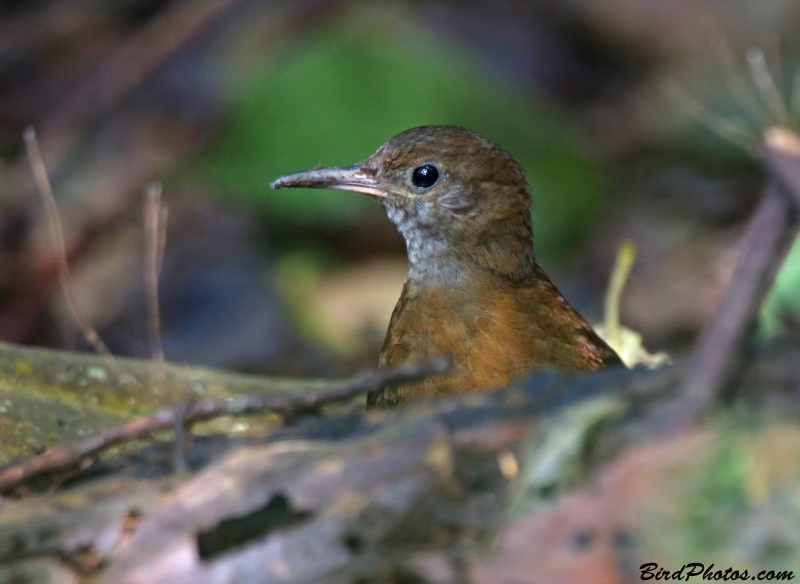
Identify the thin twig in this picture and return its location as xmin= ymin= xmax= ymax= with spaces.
xmin=0 ymin=357 xmax=452 ymax=493
xmin=23 ymin=127 xmax=119 ymax=364
xmin=144 ymin=182 xmax=167 ymax=364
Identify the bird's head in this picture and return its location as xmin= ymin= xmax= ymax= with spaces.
xmin=272 ymin=125 xmax=535 ymax=280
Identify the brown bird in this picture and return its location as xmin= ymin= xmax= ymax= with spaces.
xmin=272 ymin=126 xmax=621 ymax=406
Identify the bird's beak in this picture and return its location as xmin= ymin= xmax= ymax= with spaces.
xmin=271 ymin=165 xmax=387 ymax=198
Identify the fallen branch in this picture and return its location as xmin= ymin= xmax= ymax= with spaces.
xmin=0 ymin=357 xmax=451 ymax=493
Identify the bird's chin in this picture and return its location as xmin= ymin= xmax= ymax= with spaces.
xmin=382 ymin=196 xmax=437 ymax=231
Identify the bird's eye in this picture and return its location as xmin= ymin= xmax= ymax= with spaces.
xmin=411 ymin=164 xmax=439 ymax=189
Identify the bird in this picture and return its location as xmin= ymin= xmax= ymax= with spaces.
xmin=272 ymin=125 xmax=621 ymax=406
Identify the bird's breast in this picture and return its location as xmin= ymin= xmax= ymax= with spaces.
xmin=379 ymin=277 xmax=549 ymax=394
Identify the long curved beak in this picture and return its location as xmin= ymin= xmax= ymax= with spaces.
xmin=271 ymin=165 xmax=387 ymax=198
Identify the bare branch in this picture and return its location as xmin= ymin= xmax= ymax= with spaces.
xmin=0 ymin=357 xmax=452 ymax=493
xmin=23 ymin=127 xmax=118 ymax=364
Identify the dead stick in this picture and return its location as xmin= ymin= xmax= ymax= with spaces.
xmin=0 ymin=357 xmax=451 ymax=493
xmin=23 ymin=127 xmax=120 ymax=365
xmin=144 ymin=182 xmax=167 ymax=364
xmin=679 ymin=132 xmax=799 ymax=419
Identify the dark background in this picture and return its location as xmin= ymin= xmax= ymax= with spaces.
xmin=0 ymin=0 xmax=798 ymax=377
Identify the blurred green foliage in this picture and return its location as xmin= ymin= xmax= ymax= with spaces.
xmin=192 ymin=10 xmax=607 ymax=260
xmin=760 ymin=234 xmax=800 ymax=337
xmin=686 ymin=433 xmax=748 ymax=553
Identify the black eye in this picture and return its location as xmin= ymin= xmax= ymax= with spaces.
xmin=411 ymin=164 xmax=439 ymax=189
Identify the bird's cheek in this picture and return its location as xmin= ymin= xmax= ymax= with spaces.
xmin=437 ymin=194 xmax=476 ymax=217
